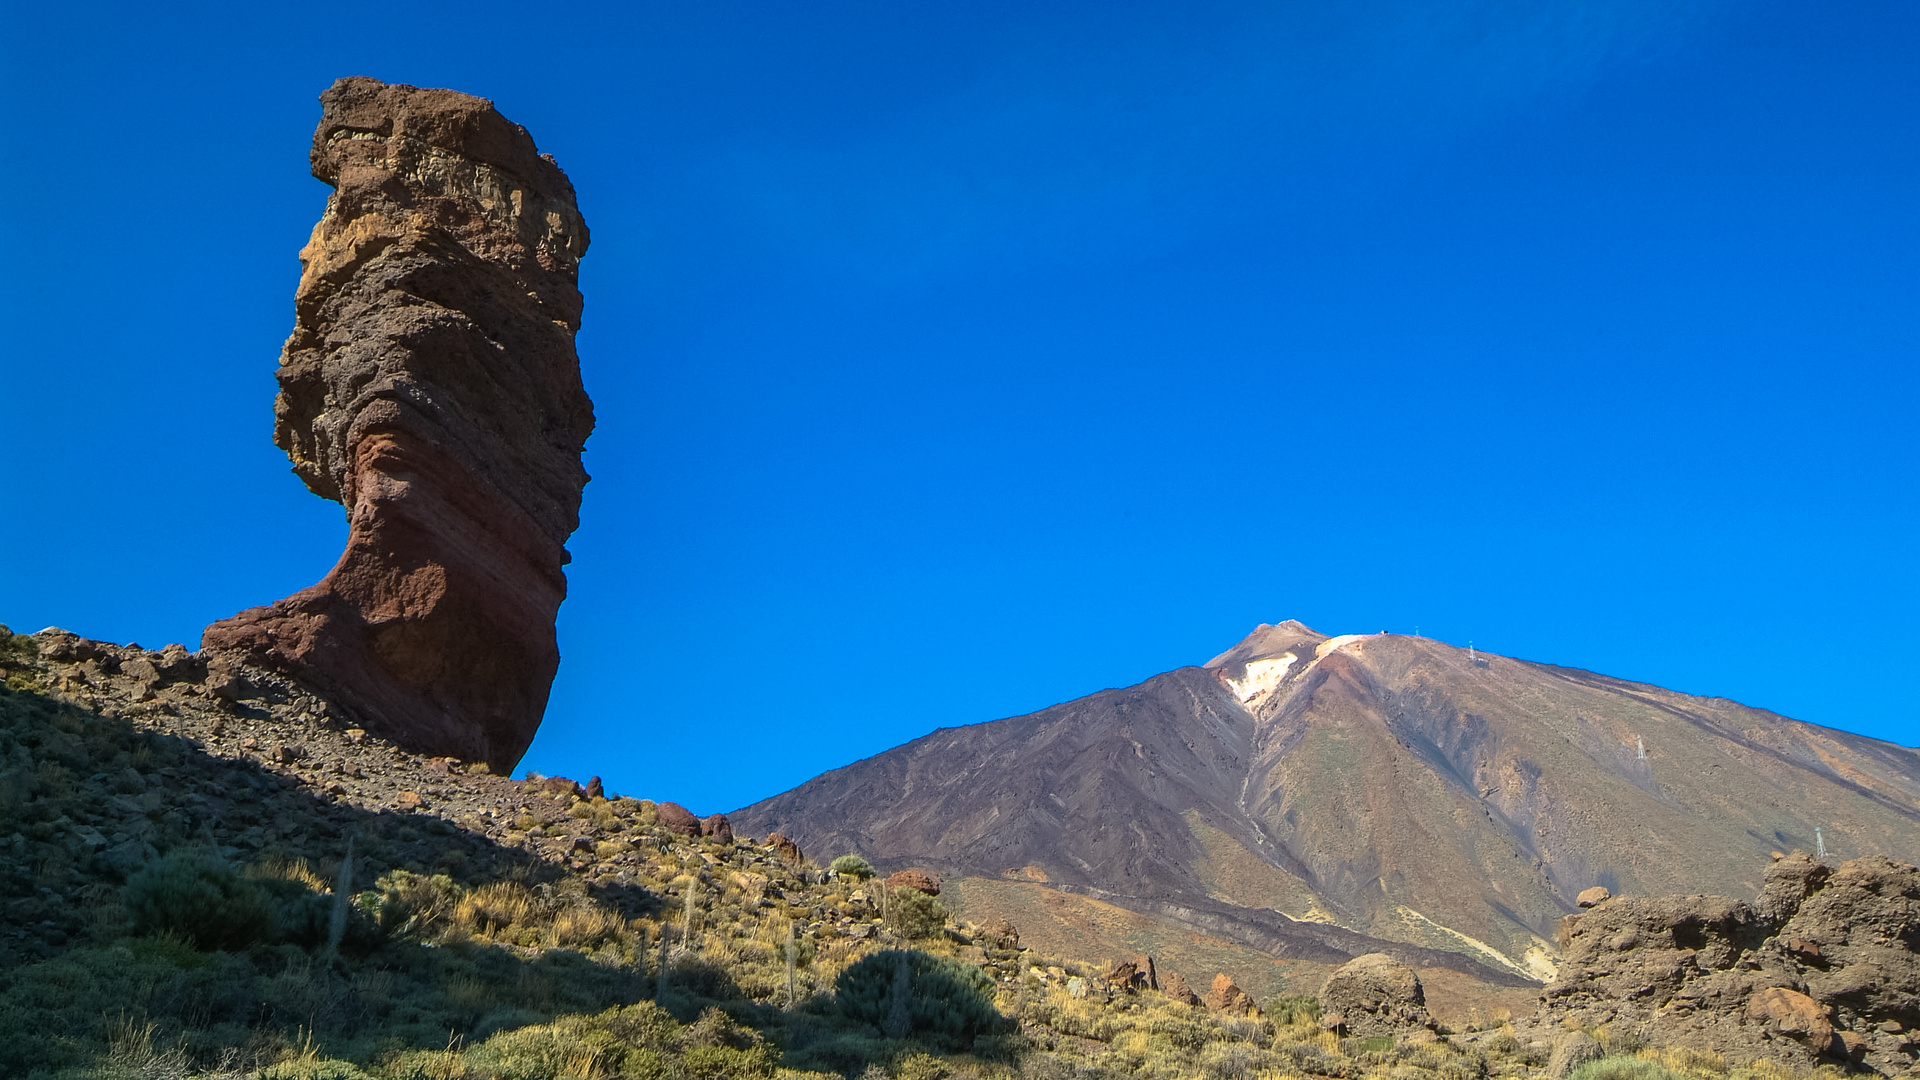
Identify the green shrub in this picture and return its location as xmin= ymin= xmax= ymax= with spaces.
xmin=1568 ymin=1058 xmax=1683 ymax=1080
xmin=121 ymin=848 xmax=270 ymax=950
xmin=1267 ymin=993 xmax=1320 ymax=1025
xmin=830 ymin=854 xmax=876 ymax=880
xmin=834 ymin=950 xmax=1006 ymax=1050
xmin=886 ymin=888 xmax=946 ymax=940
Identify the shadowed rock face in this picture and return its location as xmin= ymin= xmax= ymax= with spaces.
xmin=203 ymin=77 xmax=593 ymax=773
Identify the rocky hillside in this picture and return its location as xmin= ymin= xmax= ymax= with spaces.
xmin=732 ymin=622 xmax=1920 ymax=989
xmin=8 ymin=621 xmax=1900 ymax=1079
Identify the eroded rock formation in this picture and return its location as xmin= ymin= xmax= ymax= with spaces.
xmin=203 ymin=77 xmax=593 ymax=772
xmin=1525 ymin=852 xmax=1920 ymax=1074
xmin=1319 ymin=953 xmax=1432 ymax=1036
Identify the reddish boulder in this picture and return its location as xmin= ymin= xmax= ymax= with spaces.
xmin=766 ymin=832 xmax=803 ymax=864
xmin=656 ymin=801 xmax=701 ymax=836
xmin=1204 ymin=972 xmax=1262 ymax=1017
xmin=201 ymin=77 xmax=593 ymax=773
xmin=887 ymin=868 xmax=941 ymax=896
xmin=700 ymin=813 xmax=733 ymax=843
xmin=1160 ymin=971 xmax=1202 ymax=1006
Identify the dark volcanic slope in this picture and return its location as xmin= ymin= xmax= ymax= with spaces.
xmin=734 ymin=622 xmax=1920 ymax=980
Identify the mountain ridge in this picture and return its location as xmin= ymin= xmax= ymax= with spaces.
xmin=734 ymin=623 xmax=1920 ymax=988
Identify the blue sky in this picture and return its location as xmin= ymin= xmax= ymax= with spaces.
xmin=1 ymin=1 xmax=1914 ymax=813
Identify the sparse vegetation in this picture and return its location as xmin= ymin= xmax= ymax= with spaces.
xmin=0 ymin=629 xmax=1859 ymax=1080
xmin=829 ymin=854 xmax=875 ymax=880
xmin=884 ymin=887 xmax=945 ymax=941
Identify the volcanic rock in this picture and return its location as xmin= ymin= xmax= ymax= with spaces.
xmin=656 ymin=802 xmax=701 ymax=836
xmin=765 ymin=832 xmax=803 ymax=864
xmin=1543 ymin=1031 xmax=1602 ymax=1080
xmin=1204 ymin=972 xmax=1261 ymax=1017
xmin=201 ymin=76 xmax=593 ymax=773
xmin=699 ymin=813 xmax=733 ymax=844
xmin=887 ymin=868 xmax=941 ymax=896
xmin=1576 ymin=886 xmax=1611 ymax=908
xmin=1319 ymin=953 xmax=1430 ymax=1035
xmin=1160 ymin=971 xmax=1202 ymax=1006
xmin=1527 ymin=853 xmax=1920 ymax=1073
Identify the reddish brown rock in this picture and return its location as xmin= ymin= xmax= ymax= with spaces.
xmin=656 ymin=802 xmax=701 ymax=836
xmin=887 ymin=868 xmax=941 ymax=896
xmin=983 ymin=917 xmax=1020 ymax=950
xmin=766 ymin=832 xmax=803 ymax=864
xmin=1747 ymin=987 xmax=1834 ymax=1048
xmin=700 ymin=813 xmax=733 ymax=843
xmin=1160 ymin=971 xmax=1202 ymax=1006
xmin=1204 ymin=972 xmax=1262 ymax=1017
xmin=201 ymin=76 xmax=593 ymax=773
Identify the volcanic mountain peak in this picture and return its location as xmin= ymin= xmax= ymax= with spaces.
xmin=737 ymin=622 xmax=1920 ymax=998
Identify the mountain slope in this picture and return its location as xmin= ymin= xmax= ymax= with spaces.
xmin=734 ymin=623 xmax=1920 ymax=981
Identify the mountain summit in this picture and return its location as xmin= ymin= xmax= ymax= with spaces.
xmin=734 ymin=624 xmax=1920 ymax=988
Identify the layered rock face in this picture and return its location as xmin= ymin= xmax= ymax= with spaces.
xmin=203 ymin=77 xmax=593 ymax=772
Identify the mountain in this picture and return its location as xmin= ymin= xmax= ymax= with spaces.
xmin=733 ymin=622 xmax=1920 ymax=994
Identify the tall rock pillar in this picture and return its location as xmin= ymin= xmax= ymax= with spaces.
xmin=204 ymin=77 xmax=594 ymax=772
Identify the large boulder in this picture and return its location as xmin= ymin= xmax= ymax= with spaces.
xmin=887 ymin=868 xmax=941 ymax=896
xmin=202 ymin=77 xmax=594 ymax=773
xmin=656 ymin=802 xmax=701 ymax=836
xmin=1319 ymin=953 xmax=1431 ymax=1036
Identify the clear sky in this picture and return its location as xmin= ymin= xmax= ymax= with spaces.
xmin=1 ymin=2 xmax=1914 ymax=814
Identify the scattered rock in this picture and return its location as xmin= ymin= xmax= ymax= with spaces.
xmin=1204 ymin=972 xmax=1261 ymax=1017
xmin=1319 ymin=953 xmax=1430 ymax=1036
xmin=1103 ymin=955 xmax=1158 ymax=991
xmin=766 ymin=832 xmax=803 ymax=864
xmin=1544 ymin=1031 xmax=1603 ymax=1080
xmin=983 ymin=918 xmax=1020 ymax=950
xmin=656 ymin=802 xmax=701 ymax=836
xmin=886 ymin=868 xmax=940 ymax=896
xmin=1576 ymin=885 xmax=1612 ymax=908
xmin=201 ymin=76 xmax=594 ymax=774
xmin=1160 ymin=971 xmax=1202 ymax=1006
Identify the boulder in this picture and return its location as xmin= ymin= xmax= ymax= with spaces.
xmin=656 ymin=802 xmax=701 ymax=836
xmin=887 ymin=867 xmax=941 ymax=896
xmin=1204 ymin=972 xmax=1260 ymax=1016
xmin=766 ymin=832 xmax=803 ymax=864
xmin=1544 ymin=1031 xmax=1602 ymax=1080
xmin=201 ymin=77 xmax=594 ymax=774
xmin=1576 ymin=885 xmax=1612 ymax=908
xmin=699 ymin=813 xmax=733 ymax=843
xmin=983 ymin=917 xmax=1020 ymax=950
xmin=1160 ymin=971 xmax=1202 ymax=1007
xmin=1747 ymin=987 xmax=1834 ymax=1049
xmin=1319 ymin=953 xmax=1429 ymax=1036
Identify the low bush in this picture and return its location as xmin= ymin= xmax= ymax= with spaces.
xmin=122 ymin=848 xmax=271 ymax=950
xmin=829 ymin=854 xmax=876 ymax=880
xmin=835 ymin=950 xmax=1007 ymax=1050
xmin=1569 ymin=1057 xmax=1685 ymax=1080
xmin=886 ymin=888 xmax=946 ymax=941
